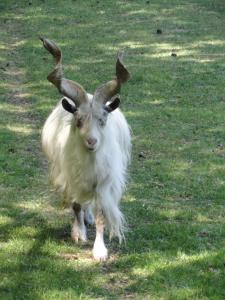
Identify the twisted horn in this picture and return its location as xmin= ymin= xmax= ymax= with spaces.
xmin=40 ymin=37 xmax=87 ymax=107
xmin=94 ymin=50 xmax=130 ymax=105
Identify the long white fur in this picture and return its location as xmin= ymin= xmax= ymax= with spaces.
xmin=42 ymin=94 xmax=131 ymax=245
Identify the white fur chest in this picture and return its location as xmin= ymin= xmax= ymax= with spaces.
xmin=63 ymin=138 xmax=111 ymax=203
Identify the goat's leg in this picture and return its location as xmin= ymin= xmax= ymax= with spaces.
xmin=92 ymin=210 xmax=108 ymax=261
xmin=84 ymin=204 xmax=95 ymax=226
xmin=71 ymin=202 xmax=87 ymax=242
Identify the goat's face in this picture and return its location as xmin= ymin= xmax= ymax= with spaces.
xmin=74 ymin=100 xmax=108 ymax=152
xmin=62 ymin=97 xmax=118 ymax=152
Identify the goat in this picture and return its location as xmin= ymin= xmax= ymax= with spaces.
xmin=40 ymin=38 xmax=131 ymax=261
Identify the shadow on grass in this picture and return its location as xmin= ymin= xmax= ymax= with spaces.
xmin=0 ymin=200 xmax=225 ymax=299
xmin=106 ymin=249 xmax=225 ymax=298
xmin=0 ymin=207 xmax=87 ymax=299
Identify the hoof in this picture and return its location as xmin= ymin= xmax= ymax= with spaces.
xmin=92 ymin=245 xmax=108 ymax=261
xmin=71 ymin=225 xmax=87 ymax=243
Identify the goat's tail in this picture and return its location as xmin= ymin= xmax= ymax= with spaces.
xmin=99 ymin=196 xmax=126 ymax=243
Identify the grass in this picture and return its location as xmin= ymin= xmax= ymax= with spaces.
xmin=0 ymin=0 xmax=225 ymax=299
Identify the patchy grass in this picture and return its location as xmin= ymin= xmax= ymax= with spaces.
xmin=0 ymin=0 xmax=225 ymax=299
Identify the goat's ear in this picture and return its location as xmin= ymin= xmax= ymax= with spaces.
xmin=62 ymin=98 xmax=77 ymax=114
xmin=105 ymin=97 xmax=120 ymax=113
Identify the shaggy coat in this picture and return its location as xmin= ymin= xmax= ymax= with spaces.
xmin=40 ymin=38 xmax=131 ymax=260
xmin=42 ymin=95 xmax=131 ymax=240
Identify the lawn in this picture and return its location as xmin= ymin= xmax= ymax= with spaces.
xmin=0 ymin=0 xmax=225 ymax=299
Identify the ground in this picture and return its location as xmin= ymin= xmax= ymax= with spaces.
xmin=0 ymin=0 xmax=225 ymax=299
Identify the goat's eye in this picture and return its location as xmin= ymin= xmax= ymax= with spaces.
xmin=98 ymin=118 xmax=105 ymax=127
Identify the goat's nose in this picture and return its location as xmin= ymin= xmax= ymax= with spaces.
xmin=87 ymin=137 xmax=97 ymax=146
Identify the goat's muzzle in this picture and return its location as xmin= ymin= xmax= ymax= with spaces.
xmin=85 ymin=137 xmax=98 ymax=151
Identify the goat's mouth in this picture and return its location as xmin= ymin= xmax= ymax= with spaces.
xmin=86 ymin=145 xmax=97 ymax=152
xmin=84 ymin=138 xmax=98 ymax=152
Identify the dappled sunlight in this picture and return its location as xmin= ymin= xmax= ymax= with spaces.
xmin=16 ymin=199 xmax=70 ymax=222
xmin=120 ymin=9 xmax=149 ymax=17
xmin=138 ymin=39 xmax=225 ymax=62
xmin=123 ymin=194 xmax=137 ymax=203
xmin=0 ymin=237 xmax=34 ymax=254
xmin=1 ymin=0 xmax=225 ymax=298
xmin=159 ymin=208 xmax=192 ymax=220
xmin=14 ymin=92 xmax=31 ymax=99
xmin=171 ymin=159 xmax=192 ymax=174
xmin=209 ymin=163 xmax=225 ymax=173
xmin=147 ymin=49 xmax=196 ymax=59
xmin=4 ymin=124 xmax=36 ymax=135
xmin=10 ymin=39 xmax=26 ymax=48
xmin=0 ymin=215 xmax=13 ymax=225
xmin=195 ymin=213 xmax=225 ymax=224
xmin=16 ymin=200 xmax=47 ymax=211
xmin=0 ymin=82 xmax=23 ymax=90
xmin=118 ymin=40 xmax=146 ymax=49
xmin=197 ymin=39 xmax=225 ymax=47
xmin=132 ymin=250 xmax=211 ymax=274
xmin=33 ymin=39 xmax=71 ymax=49
xmin=0 ymin=104 xmax=24 ymax=113
xmin=24 ymin=80 xmax=50 ymax=90
xmin=0 ymin=44 xmax=9 ymax=50
xmin=148 ymin=99 xmax=165 ymax=105
xmin=4 ymin=69 xmax=24 ymax=77
xmin=207 ymin=124 xmax=225 ymax=134
xmin=11 ymin=226 xmax=38 ymax=240
xmin=126 ymin=110 xmax=146 ymax=118
xmin=96 ymin=249 xmax=225 ymax=298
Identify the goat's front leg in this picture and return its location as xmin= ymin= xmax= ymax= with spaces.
xmin=71 ymin=202 xmax=87 ymax=243
xmin=92 ymin=209 xmax=108 ymax=261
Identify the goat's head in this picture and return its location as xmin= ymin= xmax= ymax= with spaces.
xmin=41 ymin=38 xmax=130 ymax=152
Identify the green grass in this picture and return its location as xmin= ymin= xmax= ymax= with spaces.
xmin=1 ymin=0 xmax=225 ymax=299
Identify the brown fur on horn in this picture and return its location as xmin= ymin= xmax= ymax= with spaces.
xmin=94 ymin=51 xmax=130 ymax=105
xmin=40 ymin=37 xmax=87 ymax=106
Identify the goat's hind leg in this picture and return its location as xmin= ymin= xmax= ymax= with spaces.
xmin=71 ymin=202 xmax=87 ymax=243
